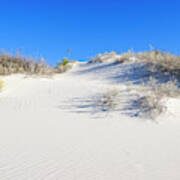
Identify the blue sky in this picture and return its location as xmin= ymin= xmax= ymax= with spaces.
xmin=0 ymin=0 xmax=179 ymax=65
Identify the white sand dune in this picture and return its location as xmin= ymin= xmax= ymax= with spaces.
xmin=0 ymin=62 xmax=180 ymax=180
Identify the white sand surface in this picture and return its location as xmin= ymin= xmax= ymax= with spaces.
xmin=0 ymin=62 xmax=180 ymax=180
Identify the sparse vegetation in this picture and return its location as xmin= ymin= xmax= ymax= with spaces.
xmin=0 ymin=54 xmax=55 ymax=76
xmin=0 ymin=51 xmax=75 ymax=76
xmin=2 ymin=48 xmax=180 ymax=120
xmin=95 ymin=77 xmax=180 ymax=120
xmin=89 ymin=49 xmax=180 ymax=119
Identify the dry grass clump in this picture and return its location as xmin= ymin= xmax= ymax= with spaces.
xmin=89 ymin=51 xmax=121 ymax=63
xmin=0 ymin=55 xmax=55 ymax=76
xmin=133 ymin=94 xmax=166 ymax=120
xmin=136 ymin=50 xmax=180 ymax=76
xmin=96 ymin=89 xmax=120 ymax=111
xmin=147 ymin=77 xmax=180 ymax=98
xmin=132 ymin=77 xmax=180 ymax=119
xmin=115 ymin=50 xmax=135 ymax=64
xmin=94 ymin=77 xmax=180 ymax=119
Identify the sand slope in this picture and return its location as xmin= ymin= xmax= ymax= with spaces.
xmin=0 ymin=62 xmax=180 ymax=180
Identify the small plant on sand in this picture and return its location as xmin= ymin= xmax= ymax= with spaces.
xmin=57 ymin=57 xmax=72 ymax=73
xmin=132 ymin=94 xmax=166 ymax=120
xmin=63 ymin=57 xmax=69 ymax=65
xmin=58 ymin=57 xmax=69 ymax=66
xmin=96 ymin=89 xmax=120 ymax=111
xmin=0 ymin=79 xmax=4 ymax=91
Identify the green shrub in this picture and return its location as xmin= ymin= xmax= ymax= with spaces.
xmin=58 ymin=57 xmax=69 ymax=66
xmin=57 ymin=57 xmax=72 ymax=73
xmin=62 ymin=57 xmax=69 ymax=65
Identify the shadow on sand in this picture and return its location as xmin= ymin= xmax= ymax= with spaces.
xmin=59 ymin=62 xmax=177 ymax=119
xmin=57 ymin=91 xmax=145 ymax=119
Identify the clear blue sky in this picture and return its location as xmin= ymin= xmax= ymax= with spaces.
xmin=0 ymin=0 xmax=180 ymax=65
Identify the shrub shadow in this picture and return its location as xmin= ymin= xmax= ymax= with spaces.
xmin=57 ymin=97 xmax=98 ymax=114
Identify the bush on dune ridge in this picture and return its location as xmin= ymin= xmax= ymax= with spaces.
xmin=0 ymin=53 xmax=74 ymax=76
xmin=90 ymin=50 xmax=180 ymax=78
xmin=115 ymin=49 xmax=180 ymax=78
xmin=0 ymin=54 xmax=56 ymax=76
xmin=89 ymin=51 xmax=122 ymax=63
xmin=136 ymin=50 xmax=180 ymax=77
